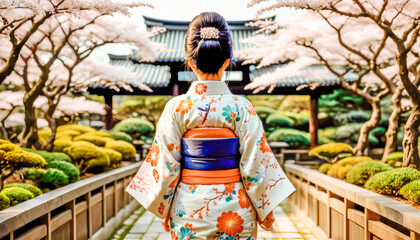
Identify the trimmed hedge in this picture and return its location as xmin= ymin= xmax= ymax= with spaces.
xmin=47 ymin=161 xmax=80 ymax=183
xmin=64 ymin=141 xmax=110 ymax=171
xmin=112 ymin=118 xmax=155 ymax=133
xmin=4 ymin=183 xmax=42 ymax=197
xmin=52 ymin=152 xmax=72 ymax=162
xmin=365 ymin=168 xmax=420 ymax=195
xmin=346 ymin=161 xmax=393 ymax=185
xmin=319 ymin=163 xmax=331 ymax=174
xmin=0 ymin=193 xmax=10 ymax=210
xmin=327 ymin=156 xmax=372 ymax=178
xmin=110 ymin=131 xmax=133 ymax=142
xmin=41 ymin=168 xmax=69 ymax=185
xmin=309 ymin=143 xmax=353 ymax=161
xmin=400 ymin=180 xmax=420 ymax=204
xmin=105 ymin=140 xmax=136 ymax=160
xmin=73 ymin=134 xmax=108 ymax=147
xmin=266 ymin=113 xmax=295 ymax=127
xmin=1 ymin=187 xmax=34 ymax=206
xmin=267 ymin=128 xmax=310 ymax=147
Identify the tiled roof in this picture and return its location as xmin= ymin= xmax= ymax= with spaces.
xmin=110 ymin=58 xmax=171 ymax=87
xmin=249 ymin=64 xmax=358 ymax=87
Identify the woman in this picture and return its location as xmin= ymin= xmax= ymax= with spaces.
xmin=126 ymin=12 xmax=296 ymax=240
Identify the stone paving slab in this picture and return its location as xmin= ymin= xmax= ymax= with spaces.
xmin=110 ymin=201 xmax=316 ymax=240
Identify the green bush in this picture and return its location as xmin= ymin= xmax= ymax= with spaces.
xmin=53 ymin=139 xmax=73 ymax=152
xmin=112 ymin=118 xmax=155 ymax=133
xmin=365 ymin=168 xmax=420 ymax=195
xmin=1 ymin=187 xmax=34 ymax=206
xmin=319 ymin=163 xmax=331 ymax=174
xmin=338 ymin=165 xmax=353 ymax=179
xmin=73 ymin=134 xmax=108 ymax=147
xmin=105 ymin=140 xmax=136 ymax=160
xmin=22 ymin=148 xmax=56 ymax=163
xmin=0 ymin=193 xmax=10 ymax=210
xmin=254 ymin=106 xmax=276 ymax=119
xmin=109 ymin=131 xmax=133 ymax=142
xmin=26 ymin=168 xmax=47 ymax=180
xmin=334 ymin=123 xmax=364 ymax=141
xmin=386 ymin=152 xmax=404 ymax=167
xmin=56 ymin=130 xmax=81 ymax=140
xmin=1 ymin=148 xmax=47 ymax=168
xmin=267 ymin=128 xmax=310 ymax=147
xmin=4 ymin=183 xmax=42 ymax=197
xmin=38 ymin=128 xmax=52 ymax=143
xmin=83 ymin=131 xmax=113 ymax=139
xmin=41 ymin=168 xmax=69 ymax=185
xmin=64 ymin=141 xmax=110 ymax=172
xmin=102 ymin=148 xmax=123 ymax=164
xmin=52 ymin=152 xmax=72 ymax=162
xmin=327 ymin=156 xmax=372 ymax=178
xmin=47 ymin=161 xmax=80 ymax=183
xmin=346 ymin=161 xmax=393 ymax=185
xmin=400 ymin=180 xmax=420 ymax=204
xmin=266 ymin=113 xmax=295 ymax=127
xmin=309 ymin=143 xmax=353 ymax=162
xmin=57 ymin=124 xmax=95 ymax=134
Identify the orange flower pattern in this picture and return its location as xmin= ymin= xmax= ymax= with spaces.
xmin=238 ymin=189 xmax=251 ymax=209
xmin=146 ymin=142 xmax=159 ymax=167
xmin=259 ymin=133 xmax=272 ymax=153
xmin=217 ymin=211 xmax=244 ymax=236
xmin=153 ymin=169 xmax=159 ymax=183
xmin=194 ymin=83 xmax=207 ymax=95
xmin=176 ymin=98 xmax=194 ymax=114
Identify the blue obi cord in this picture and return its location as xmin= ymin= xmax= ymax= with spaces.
xmin=181 ymin=138 xmax=239 ymax=171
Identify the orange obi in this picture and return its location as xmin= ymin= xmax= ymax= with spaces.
xmin=181 ymin=169 xmax=241 ymax=185
xmin=181 ymin=128 xmax=240 ymax=185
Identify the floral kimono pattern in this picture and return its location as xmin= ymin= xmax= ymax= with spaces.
xmin=126 ymin=80 xmax=296 ymax=239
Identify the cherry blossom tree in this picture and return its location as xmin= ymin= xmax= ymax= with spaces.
xmin=246 ymin=1 xmax=419 ymax=167
xmin=0 ymin=0 xmax=152 ymax=85
xmin=240 ymin=10 xmax=401 ymax=157
xmin=3 ymin=3 xmax=156 ymax=149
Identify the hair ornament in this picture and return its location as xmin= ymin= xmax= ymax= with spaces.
xmin=200 ymin=27 xmax=220 ymax=39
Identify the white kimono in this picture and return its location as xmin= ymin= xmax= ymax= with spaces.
xmin=126 ymin=80 xmax=296 ymax=240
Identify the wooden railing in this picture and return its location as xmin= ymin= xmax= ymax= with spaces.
xmin=0 ymin=162 xmax=141 ymax=240
xmin=285 ymin=163 xmax=420 ymax=240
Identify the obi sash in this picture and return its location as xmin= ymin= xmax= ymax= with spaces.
xmin=181 ymin=128 xmax=240 ymax=185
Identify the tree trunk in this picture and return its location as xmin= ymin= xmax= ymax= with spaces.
xmin=43 ymin=97 xmax=60 ymax=151
xmin=402 ymin=106 xmax=420 ymax=169
xmin=20 ymin=72 xmax=49 ymax=148
xmin=382 ymin=88 xmax=403 ymax=162
xmin=353 ymin=100 xmax=381 ymax=156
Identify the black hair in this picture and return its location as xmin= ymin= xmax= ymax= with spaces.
xmin=185 ymin=12 xmax=232 ymax=74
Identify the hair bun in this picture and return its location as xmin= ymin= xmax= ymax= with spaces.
xmin=200 ymin=27 xmax=220 ymax=40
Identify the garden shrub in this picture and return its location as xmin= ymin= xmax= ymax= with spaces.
xmin=386 ymin=152 xmax=404 ymax=167
xmin=319 ymin=163 xmax=331 ymax=174
xmin=1 ymin=148 xmax=47 ymax=168
xmin=26 ymin=168 xmax=47 ymax=180
xmin=0 ymin=193 xmax=10 ymax=210
xmin=112 ymin=118 xmax=155 ymax=133
xmin=334 ymin=123 xmax=364 ymax=141
xmin=105 ymin=140 xmax=136 ymax=160
xmin=309 ymin=143 xmax=353 ymax=162
xmin=64 ymin=141 xmax=110 ymax=172
xmin=53 ymin=139 xmax=73 ymax=152
xmin=57 ymin=124 xmax=95 ymax=134
xmin=254 ymin=106 xmax=276 ymax=119
xmin=267 ymin=128 xmax=310 ymax=147
xmin=109 ymin=131 xmax=133 ymax=142
xmin=266 ymin=113 xmax=295 ymax=127
xmin=47 ymin=161 xmax=80 ymax=183
xmin=1 ymin=187 xmax=34 ymax=206
xmin=327 ymin=156 xmax=372 ymax=178
xmin=51 ymin=152 xmax=72 ymax=162
xmin=41 ymin=168 xmax=69 ymax=185
xmin=56 ymin=130 xmax=81 ymax=140
xmin=365 ymin=168 xmax=420 ymax=195
xmin=83 ymin=131 xmax=113 ymax=139
xmin=4 ymin=183 xmax=42 ymax=197
xmin=338 ymin=165 xmax=353 ymax=179
xmin=73 ymin=134 xmax=108 ymax=147
xmin=346 ymin=161 xmax=393 ymax=185
xmin=400 ymin=180 xmax=420 ymax=204
xmin=38 ymin=128 xmax=52 ymax=143
xmin=22 ymin=148 xmax=56 ymax=163
xmin=102 ymin=148 xmax=123 ymax=164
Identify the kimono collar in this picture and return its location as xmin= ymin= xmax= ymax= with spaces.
xmin=186 ymin=80 xmax=232 ymax=96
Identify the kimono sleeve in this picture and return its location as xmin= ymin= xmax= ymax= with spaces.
xmin=125 ymin=97 xmax=182 ymax=219
xmin=236 ymin=98 xmax=296 ymax=221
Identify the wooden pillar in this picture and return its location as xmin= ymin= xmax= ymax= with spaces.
xmin=104 ymin=94 xmax=113 ymax=130
xmin=309 ymin=94 xmax=319 ymax=149
xmin=172 ymin=83 xmax=179 ymax=96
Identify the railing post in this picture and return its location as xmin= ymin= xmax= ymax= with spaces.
xmin=40 ymin=212 xmax=51 ymax=240
xmin=327 ymin=190 xmax=331 ymax=238
xmin=102 ymin=185 xmax=106 ymax=227
xmin=365 ymin=209 xmax=380 ymax=240
xmin=87 ymin=192 xmax=92 ymax=238
xmin=114 ymin=181 xmax=118 ymax=217
xmin=65 ymin=199 xmax=76 ymax=240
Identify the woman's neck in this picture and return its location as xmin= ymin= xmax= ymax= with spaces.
xmin=196 ymin=71 xmax=224 ymax=81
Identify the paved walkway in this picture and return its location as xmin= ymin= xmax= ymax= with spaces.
xmin=110 ymin=200 xmax=316 ymax=240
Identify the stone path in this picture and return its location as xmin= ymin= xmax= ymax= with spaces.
xmin=110 ymin=200 xmax=316 ymax=240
